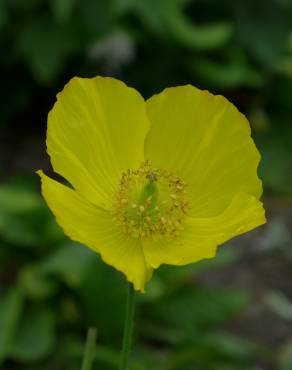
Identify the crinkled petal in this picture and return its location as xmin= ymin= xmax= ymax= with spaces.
xmin=38 ymin=171 xmax=152 ymax=291
xmin=145 ymin=85 xmax=263 ymax=217
xmin=143 ymin=193 xmax=265 ymax=268
xmin=47 ymin=76 xmax=150 ymax=210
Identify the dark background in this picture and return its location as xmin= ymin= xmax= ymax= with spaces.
xmin=0 ymin=0 xmax=292 ymax=369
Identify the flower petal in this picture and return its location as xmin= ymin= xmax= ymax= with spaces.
xmin=38 ymin=171 xmax=152 ymax=291
xmin=143 ymin=193 xmax=265 ymax=268
xmin=145 ymin=85 xmax=262 ymax=217
xmin=47 ymin=76 xmax=150 ymax=210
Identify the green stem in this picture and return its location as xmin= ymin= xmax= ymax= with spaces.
xmin=119 ymin=282 xmax=136 ymax=370
xmin=81 ymin=327 xmax=97 ymax=370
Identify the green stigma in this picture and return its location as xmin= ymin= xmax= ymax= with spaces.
xmin=139 ymin=174 xmax=158 ymax=210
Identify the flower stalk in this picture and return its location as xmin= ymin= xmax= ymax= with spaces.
xmin=81 ymin=327 xmax=97 ymax=370
xmin=119 ymin=282 xmax=136 ymax=370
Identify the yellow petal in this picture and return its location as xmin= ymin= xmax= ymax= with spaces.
xmin=47 ymin=76 xmax=150 ymax=210
xmin=145 ymin=85 xmax=263 ymax=217
xmin=143 ymin=193 xmax=265 ymax=268
xmin=37 ymin=171 xmax=152 ymax=291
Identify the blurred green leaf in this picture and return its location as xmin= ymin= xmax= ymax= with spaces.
xmin=66 ymin=338 xmax=120 ymax=367
xmin=41 ymin=242 xmax=94 ymax=288
xmin=202 ymin=332 xmax=254 ymax=360
xmin=0 ymin=182 xmax=62 ymax=247
xmin=279 ymin=338 xmax=292 ymax=370
xmin=0 ymin=288 xmax=23 ymax=364
xmin=264 ymin=291 xmax=292 ymax=321
xmin=6 ymin=0 xmax=42 ymax=12
xmin=0 ymin=0 xmax=9 ymax=28
xmin=10 ymin=307 xmax=56 ymax=362
xmin=75 ymin=0 xmax=115 ymax=37
xmin=157 ymin=248 xmax=238 ymax=286
xmin=134 ymin=0 xmax=232 ymax=50
xmin=234 ymin=0 xmax=292 ymax=69
xmin=170 ymin=20 xmax=233 ymax=51
xmin=79 ymin=258 xmax=126 ymax=346
xmin=42 ymin=215 xmax=67 ymax=245
xmin=50 ymin=0 xmax=76 ymax=22
xmin=17 ymin=16 xmax=78 ymax=83
xmin=144 ymin=288 xmax=250 ymax=339
xmin=189 ymin=55 xmax=265 ymax=89
xmin=62 ymin=336 xmax=146 ymax=370
xmin=0 ymin=185 xmax=42 ymax=214
xmin=0 ymin=213 xmax=41 ymax=246
xmin=257 ymin=133 xmax=292 ymax=193
xmin=18 ymin=264 xmax=58 ymax=299
xmin=159 ymin=335 xmax=253 ymax=370
xmin=141 ymin=249 xmax=239 ymax=305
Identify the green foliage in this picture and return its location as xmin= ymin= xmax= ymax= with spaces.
xmin=10 ymin=306 xmax=56 ymax=362
xmin=0 ymin=179 xmax=266 ymax=370
xmin=133 ymin=0 xmax=233 ymax=51
xmin=1 ymin=0 xmax=292 ymax=193
xmin=234 ymin=0 xmax=292 ymax=69
xmin=143 ymin=288 xmax=249 ymax=336
xmin=0 ymin=289 xmax=23 ymax=364
xmin=0 ymin=185 xmax=41 ymax=214
xmin=17 ymin=16 xmax=78 ymax=83
xmin=1 ymin=0 xmax=292 ymax=369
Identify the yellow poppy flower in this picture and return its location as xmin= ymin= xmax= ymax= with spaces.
xmin=38 ymin=76 xmax=266 ymax=292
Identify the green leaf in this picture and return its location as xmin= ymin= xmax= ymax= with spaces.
xmin=0 ymin=185 xmax=42 ymax=214
xmin=10 ymin=307 xmax=56 ymax=362
xmin=189 ymin=55 xmax=265 ymax=89
xmin=264 ymin=291 xmax=292 ymax=321
xmin=234 ymin=0 xmax=292 ymax=69
xmin=41 ymin=242 xmax=95 ymax=288
xmin=256 ymin=124 xmax=292 ymax=194
xmin=79 ymin=258 xmax=126 ymax=346
xmin=157 ymin=248 xmax=238 ymax=285
xmin=151 ymin=331 xmax=254 ymax=370
xmin=143 ymin=288 xmax=250 ymax=340
xmin=169 ymin=19 xmax=233 ymax=51
xmin=6 ymin=0 xmax=42 ymax=12
xmin=0 ymin=288 xmax=23 ymax=364
xmin=0 ymin=182 xmax=62 ymax=247
xmin=134 ymin=0 xmax=232 ymax=50
xmin=279 ymin=338 xmax=292 ymax=370
xmin=201 ymin=332 xmax=254 ymax=360
xmin=75 ymin=0 xmax=115 ymax=36
xmin=0 ymin=0 xmax=9 ymax=28
xmin=42 ymin=215 xmax=68 ymax=245
xmin=17 ymin=16 xmax=77 ymax=83
xmin=50 ymin=0 xmax=76 ymax=23
xmin=18 ymin=265 xmax=58 ymax=299
xmin=141 ymin=249 xmax=239 ymax=305
xmin=0 ymin=213 xmax=41 ymax=246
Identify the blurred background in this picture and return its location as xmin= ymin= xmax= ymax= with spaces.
xmin=0 ymin=0 xmax=292 ymax=369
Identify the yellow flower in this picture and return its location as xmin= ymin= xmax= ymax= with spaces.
xmin=38 ymin=76 xmax=266 ymax=292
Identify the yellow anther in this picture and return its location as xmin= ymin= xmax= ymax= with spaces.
xmin=146 ymin=196 xmax=152 ymax=204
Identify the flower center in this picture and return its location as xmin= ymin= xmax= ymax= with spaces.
xmin=112 ymin=160 xmax=189 ymax=239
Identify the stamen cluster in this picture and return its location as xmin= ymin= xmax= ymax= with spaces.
xmin=113 ymin=161 xmax=189 ymax=239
